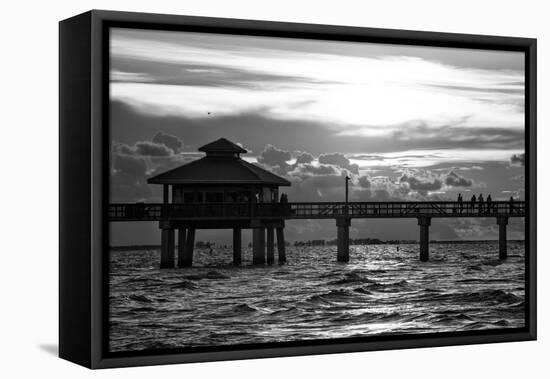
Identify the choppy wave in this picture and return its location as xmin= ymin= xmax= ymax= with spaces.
xmin=109 ymin=241 xmax=525 ymax=352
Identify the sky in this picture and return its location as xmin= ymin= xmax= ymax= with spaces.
xmin=109 ymin=27 xmax=525 ymax=245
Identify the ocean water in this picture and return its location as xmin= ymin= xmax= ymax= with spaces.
xmin=109 ymin=242 xmax=525 ymax=352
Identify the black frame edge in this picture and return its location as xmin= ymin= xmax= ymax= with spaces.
xmin=59 ymin=11 xmax=93 ymax=368
xmin=526 ymin=38 xmax=537 ymax=340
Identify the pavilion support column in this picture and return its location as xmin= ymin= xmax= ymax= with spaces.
xmin=418 ymin=216 xmax=431 ymax=262
xmin=177 ymin=228 xmax=186 ymax=267
xmin=160 ymin=227 xmax=175 ymax=269
xmin=336 ymin=218 xmax=351 ymax=262
xmin=252 ymin=221 xmax=266 ymax=265
xmin=276 ymin=227 xmax=286 ymax=263
xmin=266 ymin=228 xmax=275 ymax=264
xmin=178 ymin=228 xmax=194 ymax=268
xmin=497 ymin=216 xmax=508 ymax=260
xmin=183 ymin=228 xmax=195 ymax=267
xmin=233 ymin=228 xmax=242 ymax=266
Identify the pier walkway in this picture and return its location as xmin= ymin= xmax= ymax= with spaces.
xmin=109 ymin=201 xmax=525 ymax=221
xmin=108 ymin=201 xmax=525 ymax=266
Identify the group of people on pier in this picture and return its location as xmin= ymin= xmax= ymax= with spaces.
xmin=456 ymin=193 xmax=516 ymax=214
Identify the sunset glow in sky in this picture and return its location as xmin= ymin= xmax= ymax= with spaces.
xmin=109 ymin=28 xmax=525 ymax=243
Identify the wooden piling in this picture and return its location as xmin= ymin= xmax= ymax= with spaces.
xmin=336 ymin=218 xmax=351 ymax=262
xmin=233 ymin=227 xmax=242 ymax=265
xmin=418 ymin=216 xmax=431 ymax=262
xmin=160 ymin=228 xmax=175 ymax=268
xmin=183 ymin=228 xmax=195 ymax=267
xmin=252 ymin=227 xmax=266 ymax=264
xmin=177 ymin=228 xmax=187 ymax=268
xmin=276 ymin=227 xmax=286 ymax=263
xmin=497 ymin=216 xmax=508 ymax=259
xmin=266 ymin=228 xmax=275 ymax=264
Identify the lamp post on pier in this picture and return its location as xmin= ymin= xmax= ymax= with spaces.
xmin=345 ymin=175 xmax=350 ymax=215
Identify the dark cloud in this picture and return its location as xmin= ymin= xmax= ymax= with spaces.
xmin=510 ymin=153 xmax=525 ymax=166
xmin=445 ymin=171 xmax=473 ymax=187
xmin=135 ymin=141 xmax=173 ymax=156
xmin=399 ymin=174 xmax=442 ymax=192
xmin=113 ymin=154 xmax=147 ymax=176
xmin=289 ymin=163 xmax=340 ymax=177
xmin=257 ymin=144 xmax=292 ymax=169
xmin=111 ymin=154 xmax=151 ymax=202
xmin=357 ymin=176 xmax=371 ymax=188
xmin=425 ymin=83 xmax=524 ymax=96
xmin=283 ymin=172 xmax=347 ymax=202
xmin=112 ymin=28 xmax=524 ymax=74
xmin=111 ymin=100 xmax=525 ymax=156
xmin=295 ymin=152 xmax=315 ymax=164
xmin=112 ymin=57 xmax=333 ymax=90
xmin=391 ymin=121 xmax=524 ymax=150
xmin=152 ymin=131 xmax=183 ymax=153
xmin=318 ymin=153 xmax=359 ymax=174
xmin=113 ymin=132 xmax=181 ymax=157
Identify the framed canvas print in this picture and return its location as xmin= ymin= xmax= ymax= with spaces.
xmin=59 ymin=10 xmax=537 ymax=369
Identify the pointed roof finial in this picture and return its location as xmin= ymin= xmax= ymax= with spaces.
xmin=198 ymin=138 xmax=247 ymax=155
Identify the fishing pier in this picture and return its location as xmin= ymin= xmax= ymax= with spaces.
xmin=109 ymin=138 xmax=525 ymax=267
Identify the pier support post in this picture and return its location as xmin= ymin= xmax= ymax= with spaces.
xmin=177 ymin=228 xmax=188 ymax=267
xmin=233 ymin=228 xmax=242 ymax=265
xmin=183 ymin=228 xmax=195 ymax=267
xmin=252 ymin=223 xmax=266 ymax=264
xmin=497 ymin=216 xmax=508 ymax=260
xmin=160 ymin=228 xmax=175 ymax=268
xmin=266 ymin=228 xmax=275 ymax=264
xmin=418 ymin=216 xmax=431 ymax=262
xmin=276 ymin=227 xmax=286 ymax=263
xmin=336 ymin=218 xmax=351 ymax=262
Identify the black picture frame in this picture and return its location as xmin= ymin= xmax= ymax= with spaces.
xmin=59 ymin=9 xmax=537 ymax=369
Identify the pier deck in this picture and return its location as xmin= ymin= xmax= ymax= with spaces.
xmin=109 ymin=201 xmax=525 ymax=221
xmin=108 ymin=201 xmax=525 ymax=266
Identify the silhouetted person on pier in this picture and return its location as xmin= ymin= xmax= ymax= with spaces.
xmin=478 ymin=194 xmax=484 ymax=213
xmin=458 ymin=193 xmax=463 ymax=213
xmin=470 ymin=194 xmax=476 ymax=212
xmin=509 ymin=196 xmax=515 ymax=213
xmin=486 ymin=194 xmax=492 ymax=214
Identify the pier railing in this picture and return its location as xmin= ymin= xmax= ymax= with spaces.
xmin=109 ymin=201 xmax=526 ymax=221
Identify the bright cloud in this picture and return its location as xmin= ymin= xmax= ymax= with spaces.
xmin=110 ymin=29 xmax=524 ymax=137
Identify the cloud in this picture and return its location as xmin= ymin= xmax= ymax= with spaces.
xmin=111 ymin=154 xmax=152 ymax=202
xmin=318 ymin=153 xmax=359 ymax=174
xmin=288 ymin=163 xmax=340 ymax=177
xmin=111 ymin=57 xmax=332 ymax=90
xmin=399 ymin=173 xmax=442 ymax=193
xmin=295 ymin=152 xmax=315 ymax=164
xmin=110 ymin=28 xmax=524 ymax=138
xmin=357 ymin=176 xmax=371 ymax=188
xmin=257 ymin=144 xmax=292 ymax=169
xmin=444 ymin=171 xmax=473 ymax=187
xmin=135 ymin=141 xmax=173 ymax=156
xmin=113 ymin=154 xmax=147 ymax=176
xmin=510 ymin=153 xmax=525 ymax=166
xmin=113 ymin=132 xmax=182 ymax=157
xmin=389 ymin=121 xmax=524 ymax=150
xmin=152 ymin=131 xmax=183 ymax=153
xmin=111 ymin=100 xmax=524 ymax=163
